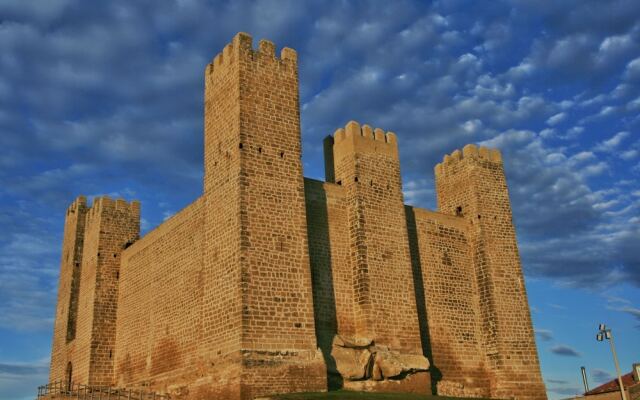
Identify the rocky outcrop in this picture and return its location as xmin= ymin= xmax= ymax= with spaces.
xmin=329 ymin=335 xmax=429 ymax=382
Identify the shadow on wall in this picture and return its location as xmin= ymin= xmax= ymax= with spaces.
xmin=305 ymin=184 xmax=343 ymax=391
xmin=405 ymin=206 xmax=442 ymax=394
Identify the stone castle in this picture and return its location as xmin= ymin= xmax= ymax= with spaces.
xmin=48 ymin=33 xmax=546 ymax=400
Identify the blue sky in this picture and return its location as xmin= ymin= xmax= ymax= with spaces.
xmin=0 ymin=1 xmax=638 ymax=399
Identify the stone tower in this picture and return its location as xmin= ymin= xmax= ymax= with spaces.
xmin=49 ymin=196 xmax=139 ymax=386
xmin=329 ymin=122 xmax=422 ymax=351
xmin=435 ymin=145 xmax=547 ymax=400
xmin=201 ymin=32 xmax=326 ymax=398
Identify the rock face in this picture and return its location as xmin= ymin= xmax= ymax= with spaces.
xmin=329 ymin=335 xmax=429 ymax=382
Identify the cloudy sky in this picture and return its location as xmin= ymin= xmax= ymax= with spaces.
xmin=0 ymin=1 xmax=639 ymax=399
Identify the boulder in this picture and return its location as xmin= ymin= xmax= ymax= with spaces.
xmin=329 ymin=334 xmax=430 ymax=382
xmin=371 ymin=362 xmax=383 ymax=381
xmin=330 ymin=346 xmax=372 ymax=381
xmin=374 ymin=351 xmax=430 ymax=379
xmin=332 ymin=334 xmax=372 ymax=349
xmin=396 ymin=353 xmax=430 ymax=372
xmin=374 ymin=351 xmax=404 ymax=378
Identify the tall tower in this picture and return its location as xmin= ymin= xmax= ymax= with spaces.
xmin=201 ymin=33 xmax=326 ymax=399
xmin=49 ymin=196 xmax=139 ymax=386
xmin=329 ymin=121 xmax=422 ymax=353
xmin=435 ymin=144 xmax=547 ymax=400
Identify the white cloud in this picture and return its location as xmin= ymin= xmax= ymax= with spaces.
xmin=456 ymin=53 xmax=481 ymax=69
xmin=582 ymin=162 xmax=609 ymax=177
xmin=596 ymin=33 xmax=634 ymax=62
xmin=595 ymin=131 xmax=630 ymax=152
xmin=625 ymin=57 xmax=640 ymax=80
xmin=0 ymin=358 xmax=50 ymax=400
xmin=627 ymin=97 xmax=640 ymax=110
xmin=569 ymin=151 xmax=596 ymax=164
xmin=621 ymin=149 xmax=638 ymax=160
xmin=506 ymin=60 xmax=534 ymax=79
xmin=566 ymin=126 xmax=585 ymax=138
xmin=403 ymin=178 xmax=435 ymax=207
xmin=535 ymin=329 xmax=553 ymax=341
xmin=547 ymin=112 xmax=567 ymax=126
xmin=461 ymin=119 xmax=482 ymax=134
xmin=540 ymin=128 xmax=555 ymax=139
xmin=597 ymin=105 xmax=617 ymax=117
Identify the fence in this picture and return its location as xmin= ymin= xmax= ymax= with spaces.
xmin=630 ymin=383 xmax=640 ymax=400
xmin=36 ymin=381 xmax=170 ymax=400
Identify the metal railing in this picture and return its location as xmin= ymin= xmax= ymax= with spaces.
xmin=630 ymin=383 xmax=640 ymax=400
xmin=36 ymin=381 xmax=170 ymax=399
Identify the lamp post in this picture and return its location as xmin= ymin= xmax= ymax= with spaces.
xmin=597 ymin=324 xmax=627 ymax=400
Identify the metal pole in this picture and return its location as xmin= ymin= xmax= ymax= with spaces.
xmin=609 ymin=331 xmax=628 ymax=400
xmin=581 ymin=366 xmax=590 ymax=393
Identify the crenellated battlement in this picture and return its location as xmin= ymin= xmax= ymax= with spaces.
xmin=205 ymin=32 xmax=297 ymax=77
xmin=85 ymin=196 xmax=140 ymax=221
xmin=434 ymin=144 xmax=502 ymax=178
xmin=334 ymin=120 xmax=397 ymax=145
xmin=332 ymin=121 xmax=398 ymax=161
xmin=66 ymin=196 xmax=87 ymax=215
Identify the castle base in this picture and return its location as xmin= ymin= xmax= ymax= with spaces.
xmin=343 ymin=371 xmax=431 ymax=394
xmin=176 ymin=349 xmax=327 ymax=400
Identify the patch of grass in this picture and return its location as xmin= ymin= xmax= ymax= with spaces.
xmin=268 ymin=390 xmax=492 ymax=400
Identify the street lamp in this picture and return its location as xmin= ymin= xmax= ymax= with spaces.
xmin=597 ymin=324 xmax=627 ymax=400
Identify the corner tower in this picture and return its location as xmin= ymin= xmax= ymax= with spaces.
xmin=435 ymin=145 xmax=546 ymax=400
xmin=201 ymin=33 xmax=326 ymax=399
xmin=49 ymin=196 xmax=139 ymax=387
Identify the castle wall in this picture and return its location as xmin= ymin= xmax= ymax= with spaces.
xmin=113 ymin=197 xmax=205 ymax=391
xmin=304 ymin=179 xmax=355 ymax=365
xmin=406 ymin=207 xmax=490 ymax=397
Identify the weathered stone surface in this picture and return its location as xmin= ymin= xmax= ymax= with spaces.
xmin=344 ymin=371 xmax=431 ymax=393
xmin=396 ymin=353 xmax=430 ymax=372
xmin=329 ymin=335 xmax=429 ymax=383
xmin=332 ymin=335 xmax=372 ymax=349
xmin=330 ymin=346 xmax=372 ymax=381
xmin=372 ymin=351 xmax=428 ymax=379
xmin=375 ymin=351 xmax=404 ymax=379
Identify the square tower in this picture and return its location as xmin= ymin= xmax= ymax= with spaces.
xmin=200 ymin=32 xmax=326 ymax=399
xmin=49 ymin=197 xmax=140 ymax=387
xmin=435 ymin=145 xmax=547 ymax=400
